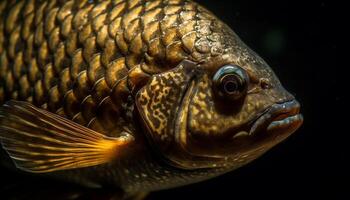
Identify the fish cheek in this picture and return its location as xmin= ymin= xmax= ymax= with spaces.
xmin=187 ymin=74 xmax=244 ymax=139
xmin=183 ymin=75 xmax=237 ymax=156
xmin=187 ymin=75 xmax=220 ymax=137
xmin=185 ymin=77 xmax=269 ymax=156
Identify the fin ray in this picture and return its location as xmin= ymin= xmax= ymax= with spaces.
xmin=0 ymin=101 xmax=134 ymax=173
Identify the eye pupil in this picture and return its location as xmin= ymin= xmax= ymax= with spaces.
xmin=223 ymin=77 xmax=238 ymax=94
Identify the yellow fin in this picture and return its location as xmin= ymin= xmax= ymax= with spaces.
xmin=0 ymin=101 xmax=134 ymax=173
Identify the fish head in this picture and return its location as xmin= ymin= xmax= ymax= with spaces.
xmin=136 ymin=20 xmax=303 ymax=171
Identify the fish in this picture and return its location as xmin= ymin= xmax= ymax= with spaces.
xmin=0 ymin=0 xmax=303 ymax=198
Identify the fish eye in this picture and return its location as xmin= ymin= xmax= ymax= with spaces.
xmin=213 ymin=65 xmax=249 ymax=100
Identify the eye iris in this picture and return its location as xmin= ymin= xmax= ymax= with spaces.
xmin=213 ymin=65 xmax=249 ymax=100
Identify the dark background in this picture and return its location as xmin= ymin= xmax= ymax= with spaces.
xmin=0 ymin=0 xmax=345 ymax=199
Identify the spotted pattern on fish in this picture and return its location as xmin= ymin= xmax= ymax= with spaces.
xmin=136 ymin=63 xmax=195 ymax=141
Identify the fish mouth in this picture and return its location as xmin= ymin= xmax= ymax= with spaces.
xmin=249 ymin=99 xmax=303 ymax=137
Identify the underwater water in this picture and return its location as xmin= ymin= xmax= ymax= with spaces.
xmin=0 ymin=0 xmax=344 ymax=199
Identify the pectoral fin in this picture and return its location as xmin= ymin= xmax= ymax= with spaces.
xmin=0 ymin=101 xmax=134 ymax=173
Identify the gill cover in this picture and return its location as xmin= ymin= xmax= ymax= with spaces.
xmin=136 ymin=60 xmax=220 ymax=169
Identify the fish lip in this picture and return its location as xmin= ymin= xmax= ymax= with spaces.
xmin=249 ymin=99 xmax=303 ymax=136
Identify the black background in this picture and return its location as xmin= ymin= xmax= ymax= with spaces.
xmin=0 ymin=0 xmax=345 ymax=199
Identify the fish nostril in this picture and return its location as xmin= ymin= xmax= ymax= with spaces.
xmin=260 ymin=78 xmax=272 ymax=89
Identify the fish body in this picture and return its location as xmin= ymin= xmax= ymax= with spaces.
xmin=0 ymin=0 xmax=303 ymax=195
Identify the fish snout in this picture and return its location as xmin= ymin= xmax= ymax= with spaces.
xmin=250 ymin=99 xmax=303 ymax=137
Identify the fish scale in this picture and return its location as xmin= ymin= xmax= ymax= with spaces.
xmin=0 ymin=0 xmax=224 ymax=135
